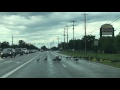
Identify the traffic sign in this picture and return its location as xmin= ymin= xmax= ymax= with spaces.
xmin=94 ymin=39 xmax=98 ymax=46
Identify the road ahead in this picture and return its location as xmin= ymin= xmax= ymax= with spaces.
xmin=0 ymin=51 xmax=120 ymax=78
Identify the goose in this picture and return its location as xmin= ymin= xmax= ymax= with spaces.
xmin=44 ymin=57 xmax=47 ymax=60
xmin=37 ymin=57 xmax=40 ymax=61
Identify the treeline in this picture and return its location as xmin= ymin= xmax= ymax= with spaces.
xmin=0 ymin=40 xmax=38 ymax=50
xmin=58 ymin=34 xmax=120 ymax=54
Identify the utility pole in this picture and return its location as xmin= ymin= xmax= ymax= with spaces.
xmin=71 ymin=21 xmax=76 ymax=40
xmin=57 ymin=36 xmax=59 ymax=48
xmin=12 ymin=34 xmax=13 ymax=49
xmin=66 ymin=26 xmax=69 ymax=51
xmin=71 ymin=20 xmax=76 ymax=51
xmin=0 ymin=42 xmax=1 ymax=48
xmin=82 ymin=13 xmax=89 ymax=55
xmin=17 ymin=37 xmax=19 ymax=45
xmin=63 ymin=28 xmax=66 ymax=51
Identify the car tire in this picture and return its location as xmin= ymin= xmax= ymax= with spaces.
xmin=14 ymin=54 xmax=16 ymax=57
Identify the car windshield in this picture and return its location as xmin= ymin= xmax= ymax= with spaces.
xmin=15 ymin=49 xmax=21 ymax=51
xmin=3 ymin=49 xmax=11 ymax=52
xmin=0 ymin=12 xmax=120 ymax=78
xmin=23 ymin=49 xmax=26 ymax=50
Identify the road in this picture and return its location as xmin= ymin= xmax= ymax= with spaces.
xmin=0 ymin=51 xmax=120 ymax=78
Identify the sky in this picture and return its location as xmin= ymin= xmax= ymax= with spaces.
xmin=0 ymin=12 xmax=120 ymax=48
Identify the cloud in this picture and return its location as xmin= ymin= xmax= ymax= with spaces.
xmin=0 ymin=12 xmax=120 ymax=47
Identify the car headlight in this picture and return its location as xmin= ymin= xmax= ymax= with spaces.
xmin=1 ymin=53 xmax=3 ymax=55
xmin=9 ymin=52 xmax=11 ymax=54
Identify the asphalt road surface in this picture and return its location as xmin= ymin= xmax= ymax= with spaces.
xmin=0 ymin=51 xmax=120 ymax=78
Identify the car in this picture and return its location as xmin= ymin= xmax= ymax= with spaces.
xmin=15 ymin=48 xmax=24 ymax=55
xmin=41 ymin=49 xmax=44 ymax=52
xmin=1 ymin=48 xmax=16 ymax=58
xmin=22 ymin=48 xmax=29 ymax=54
xmin=28 ymin=49 xmax=34 ymax=53
xmin=0 ymin=48 xmax=2 ymax=53
xmin=0 ymin=48 xmax=2 ymax=57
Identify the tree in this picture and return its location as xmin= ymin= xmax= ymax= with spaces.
xmin=82 ymin=35 xmax=95 ymax=51
xmin=51 ymin=46 xmax=58 ymax=50
xmin=98 ymin=36 xmax=115 ymax=53
xmin=41 ymin=45 xmax=47 ymax=50
xmin=114 ymin=34 xmax=120 ymax=53
xmin=1 ymin=41 xmax=10 ymax=49
xmin=18 ymin=40 xmax=25 ymax=48
xmin=58 ymin=42 xmax=67 ymax=50
xmin=69 ymin=40 xmax=74 ymax=49
xmin=11 ymin=44 xmax=18 ymax=48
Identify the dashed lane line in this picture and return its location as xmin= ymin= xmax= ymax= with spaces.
xmin=62 ymin=64 xmax=67 ymax=67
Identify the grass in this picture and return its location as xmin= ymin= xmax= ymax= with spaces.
xmin=59 ymin=51 xmax=120 ymax=68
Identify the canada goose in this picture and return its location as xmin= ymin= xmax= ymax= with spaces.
xmin=37 ymin=57 xmax=40 ymax=61
xmin=52 ymin=58 xmax=56 ymax=61
xmin=66 ymin=57 xmax=69 ymax=59
xmin=69 ymin=56 xmax=72 ymax=59
xmin=44 ymin=57 xmax=47 ymax=60
xmin=74 ymin=58 xmax=79 ymax=61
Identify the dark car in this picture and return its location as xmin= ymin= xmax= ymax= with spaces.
xmin=15 ymin=48 xmax=24 ymax=55
xmin=0 ymin=48 xmax=2 ymax=53
xmin=28 ymin=49 xmax=33 ymax=53
xmin=1 ymin=48 xmax=16 ymax=58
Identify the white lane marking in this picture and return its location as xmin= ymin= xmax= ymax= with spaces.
xmin=0 ymin=55 xmax=39 ymax=78
xmin=5 ymin=61 xmax=21 ymax=64
xmin=62 ymin=64 xmax=66 ymax=67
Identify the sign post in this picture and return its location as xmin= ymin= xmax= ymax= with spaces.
xmin=94 ymin=39 xmax=98 ymax=58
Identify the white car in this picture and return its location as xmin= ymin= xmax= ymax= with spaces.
xmin=22 ymin=48 xmax=29 ymax=54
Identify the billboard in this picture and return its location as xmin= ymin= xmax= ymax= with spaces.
xmin=101 ymin=24 xmax=113 ymax=35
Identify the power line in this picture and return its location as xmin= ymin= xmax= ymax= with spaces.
xmin=88 ymin=15 xmax=120 ymax=34
xmin=110 ymin=15 xmax=120 ymax=24
xmin=71 ymin=14 xmax=120 ymax=40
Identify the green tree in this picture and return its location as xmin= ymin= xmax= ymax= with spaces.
xmin=82 ymin=35 xmax=95 ymax=51
xmin=1 ymin=41 xmax=10 ymax=49
xmin=41 ymin=45 xmax=47 ymax=50
xmin=18 ymin=40 xmax=25 ymax=48
xmin=114 ymin=34 xmax=120 ymax=53
xmin=98 ymin=36 xmax=115 ymax=53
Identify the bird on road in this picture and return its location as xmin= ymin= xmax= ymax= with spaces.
xmin=37 ymin=57 xmax=40 ymax=62
xmin=44 ymin=57 xmax=47 ymax=60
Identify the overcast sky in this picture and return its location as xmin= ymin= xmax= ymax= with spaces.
xmin=0 ymin=12 xmax=120 ymax=48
